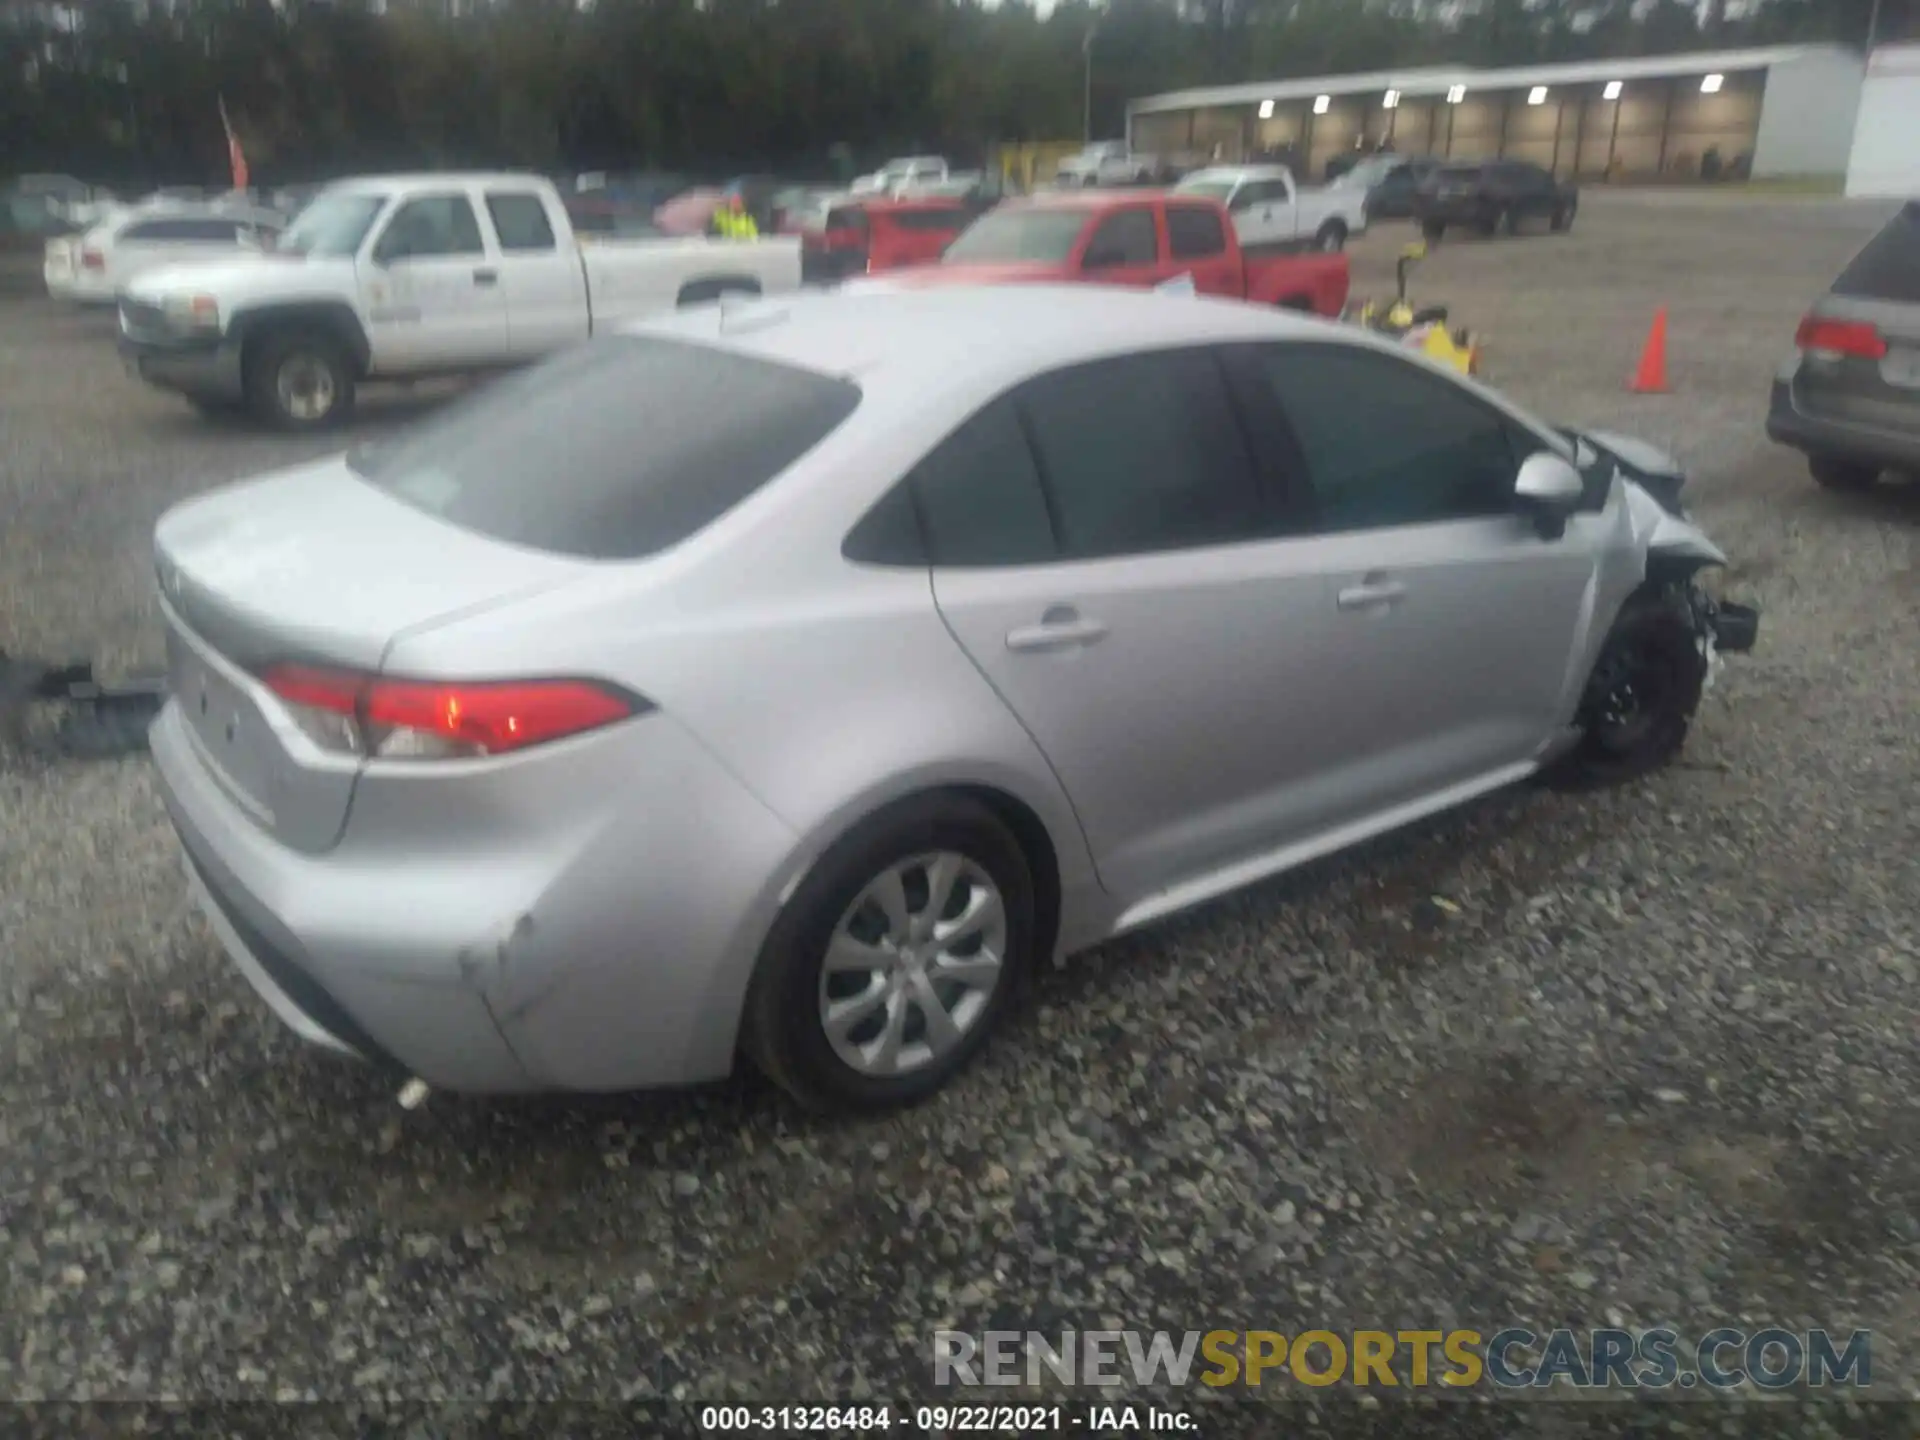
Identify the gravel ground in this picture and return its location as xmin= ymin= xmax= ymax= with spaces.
xmin=3 ymin=193 xmax=1918 ymax=1429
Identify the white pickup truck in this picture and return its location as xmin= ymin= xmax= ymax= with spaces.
xmin=116 ymin=171 xmax=803 ymax=429
xmin=1054 ymin=141 xmax=1160 ymax=187
xmin=1173 ymin=164 xmax=1369 ymax=253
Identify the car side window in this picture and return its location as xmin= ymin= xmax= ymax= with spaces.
xmin=912 ymin=399 xmax=1058 ymax=566
xmin=1166 ymin=204 xmax=1226 ymax=260
xmin=376 ymin=194 xmax=485 ymax=262
xmin=485 ymin=192 xmax=557 ymax=252
xmin=1016 ymin=349 xmax=1262 ymax=559
xmin=1082 ymin=209 xmax=1157 ymax=268
xmin=1255 ymin=343 xmax=1524 ymax=532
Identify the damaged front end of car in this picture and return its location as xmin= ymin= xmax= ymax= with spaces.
xmin=1571 ymin=428 xmax=1761 ymax=664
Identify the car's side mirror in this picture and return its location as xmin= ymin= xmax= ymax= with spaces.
xmin=1514 ymin=451 xmax=1585 ymax=539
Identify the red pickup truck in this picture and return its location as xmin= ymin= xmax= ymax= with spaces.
xmin=800 ymin=196 xmax=977 ymax=285
xmin=874 ymin=191 xmax=1349 ymax=315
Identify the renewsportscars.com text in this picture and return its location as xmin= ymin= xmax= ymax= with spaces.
xmin=932 ymin=1327 xmax=1871 ymax=1390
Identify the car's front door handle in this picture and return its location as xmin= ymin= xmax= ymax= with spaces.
xmin=473 ymin=267 xmax=499 ymax=287
xmin=1007 ymin=606 xmax=1109 ymax=653
xmin=1337 ymin=579 xmax=1408 ymax=611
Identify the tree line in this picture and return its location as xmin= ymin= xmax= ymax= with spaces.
xmin=0 ymin=0 xmax=1899 ymax=191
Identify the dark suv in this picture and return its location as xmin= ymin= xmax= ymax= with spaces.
xmin=1413 ymin=159 xmax=1578 ymax=240
xmin=1766 ymin=201 xmax=1920 ymax=491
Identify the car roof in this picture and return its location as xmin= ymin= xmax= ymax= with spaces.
xmin=325 ymin=172 xmax=551 ymax=195
xmin=626 ymin=285 xmax=1328 ymax=397
xmin=1007 ymin=189 xmax=1171 ymax=213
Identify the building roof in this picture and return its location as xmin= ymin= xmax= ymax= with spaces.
xmin=1129 ymin=43 xmax=1858 ymax=115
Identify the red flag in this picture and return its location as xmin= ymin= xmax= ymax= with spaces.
xmin=218 ymin=96 xmax=249 ymax=193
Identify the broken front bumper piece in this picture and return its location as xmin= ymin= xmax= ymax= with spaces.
xmin=1709 ymin=601 xmax=1760 ymax=654
xmin=0 ymin=651 xmax=167 ymax=759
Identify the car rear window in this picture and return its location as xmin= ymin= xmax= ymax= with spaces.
xmin=349 ymin=336 xmax=861 ymax=560
xmin=1832 ymin=202 xmax=1920 ymax=303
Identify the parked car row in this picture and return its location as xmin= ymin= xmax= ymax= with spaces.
xmin=84 ymin=168 xmax=1349 ymax=433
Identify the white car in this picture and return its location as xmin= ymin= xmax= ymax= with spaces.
xmin=116 ymin=171 xmax=802 ymax=429
xmin=852 ymin=157 xmax=950 ymax=196
xmin=45 ymin=202 xmax=285 ymax=305
xmin=1175 ymin=165 xmax=1369 ymax=253
xmin=1055 ymin=142 xmax=1158 ymax=188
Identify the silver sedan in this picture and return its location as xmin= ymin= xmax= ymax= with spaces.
xmin=150 ymin=284 xmax=1757 ymax=1111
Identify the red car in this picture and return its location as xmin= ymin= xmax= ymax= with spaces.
xmin=875 ymin=191 xmax=1349 ymax=317
xmin=800 ymin=197 xmax=975 ymax=284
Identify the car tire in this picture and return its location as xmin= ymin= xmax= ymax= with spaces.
xmin=1554 ymin=587 xmax=1708 ymax=789
xmin=740 ymin=793 xmax=1036 ymax=1113
xmin=1314 ymin=220 xmax=1348 ymax=252
xmin=1501 ymin=205 xmax=1523 ymax=236
xmin=1550 ymin=200 xmax=1576 ymax=232
xmin=244 ymin=328 xmax=355 ymax=432
xmin=1809 ymin=456 xmax=1879 ymax=491
xmin=1421 ymin=219 xmax=1446 ymax=243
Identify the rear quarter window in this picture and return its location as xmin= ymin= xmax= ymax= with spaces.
xmin=350 ymin=337 xmax=861 ymax=560
xmin=1832 ymin=203 xmax=1920 ymax=303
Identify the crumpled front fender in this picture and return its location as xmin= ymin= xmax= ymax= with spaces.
xmin=1622 ymin=478 xmax=1728 ymax=571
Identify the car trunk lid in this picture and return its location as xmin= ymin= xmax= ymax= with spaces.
xmin=154 ymin=456 xmax=592 ymax=852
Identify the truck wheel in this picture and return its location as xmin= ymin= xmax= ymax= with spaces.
xmin=1313 ymin=220 xmax=1348 ymax=253
xmin=244 ymin=329 xmax=355 ymax=432
xmin=1550 ymin=199 xmax=1577 ymax=232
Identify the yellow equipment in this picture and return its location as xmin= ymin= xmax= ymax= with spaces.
xmin=1352 ymin=242 xmax=1483 ymax=377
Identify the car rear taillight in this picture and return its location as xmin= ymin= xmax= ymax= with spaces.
xmin=1795 ymin=315 xmax=1887 ymax=360
xmin=81 ymin=248 xmax=105 ymax=271
xmin=262 ymin=665 xmax=645 ymax=761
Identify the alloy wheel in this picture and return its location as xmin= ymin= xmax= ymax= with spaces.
xmin=817 ymin=852 xmax=1007 ymax=1078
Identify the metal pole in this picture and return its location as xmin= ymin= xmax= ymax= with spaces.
xmin=1866 ymin=0 xmax=1883 ymax=51
xmin=1083 ymin=25 xmax=1099 ymax=144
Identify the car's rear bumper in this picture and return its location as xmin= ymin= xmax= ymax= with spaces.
xmin=1766 ymin=378 xmax=1920 ymax=474
xmin=150 ymin=688 xmax=805 ymax=1094
xmin=153 ymin=702 xmax=539 ymax=1090
xmin=118 ymin=332 xmax=246 ymax=403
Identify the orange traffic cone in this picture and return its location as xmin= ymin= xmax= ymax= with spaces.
xmin=1629 ymin=307 xmax=1669 ymax=394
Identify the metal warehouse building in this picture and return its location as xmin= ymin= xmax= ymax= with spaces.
xmin=1127 ymin=44 xmax=1866 ymax=184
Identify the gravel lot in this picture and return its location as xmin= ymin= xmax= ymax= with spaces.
xmin=3 ymin=193 xmax=1918 ymax=1426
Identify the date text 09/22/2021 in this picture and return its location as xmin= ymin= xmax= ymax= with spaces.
xmin=698 ymin=1404 xmax=1194 ymax=1433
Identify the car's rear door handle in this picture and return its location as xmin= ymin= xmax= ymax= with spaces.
xmin=473 ymin=267 xmax=499 ymax=286
xmin=1337 ymin=577 xmax=1408 ymax=611
xmin=1007 ymin=606 xmax=1109 ymax=653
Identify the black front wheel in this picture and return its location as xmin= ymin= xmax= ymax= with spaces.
xmin=1554 ymin=588 xmax=1709 ymax=789
xmin=1550 ymin=200 xmax=1577 ymax=232
xmin=1421 ymin=218 xmax=1446 ymax=243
